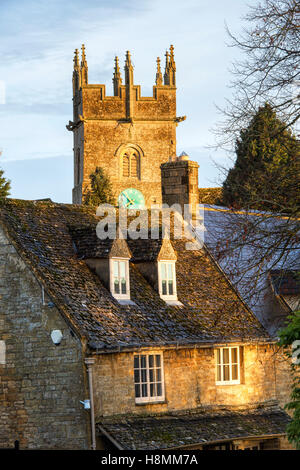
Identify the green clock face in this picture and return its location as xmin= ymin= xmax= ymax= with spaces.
xmin=118 ymin=188 xmax=145 ymax=209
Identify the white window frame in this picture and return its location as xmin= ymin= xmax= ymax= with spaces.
xmin=158 ymin=260 xmax=177 ymax=301
xmin=109 ymin=258 xmax=130 ymax=300
xmin=216 ymin=346 xmax=240 ymax=385
xmin=134 ymin=353 xmax=165 ymax=404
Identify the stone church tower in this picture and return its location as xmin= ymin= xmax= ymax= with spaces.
xmin=68 ymin=45 xmax=185 ymax=207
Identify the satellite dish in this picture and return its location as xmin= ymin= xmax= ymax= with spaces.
xmin=51 ymin=330 xmax=63 ymax=345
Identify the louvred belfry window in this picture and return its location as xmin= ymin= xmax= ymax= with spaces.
xmin=131 ymin=152 xmax=139 ymax=178
xmin=122 ymin=148 xmax=140 ymax=179
xmin=122 ymin=153 xmax=130 ymax=177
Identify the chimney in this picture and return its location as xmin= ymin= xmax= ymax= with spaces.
xmin=161 ymin=152 xmax=199 ymax=217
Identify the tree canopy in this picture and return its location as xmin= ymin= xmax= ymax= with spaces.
xmin=0 ymin=167 xmax=10 ymax=199
xmin=278 ymin=310 xmax=300 ymax=449
xmin=216 ymin=0 xmax=299 ymax=149
xmin=83 ymin=167 xmax=115 ymax=207
xmin=221 ymin=103 xmax=299 ymax=213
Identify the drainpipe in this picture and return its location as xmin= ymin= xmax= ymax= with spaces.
xmin=85 ymin=357 xmax=96 ymax=450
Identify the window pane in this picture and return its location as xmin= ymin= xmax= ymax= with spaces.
xmin=140 ymin=355 xmax=146 ymax=368
xmin=217 ymin=364 xmax=221 ymax=382
xmin=217 ymin=349 xmax=221 ymax=365
xmin=149 ymin=355 xmax=154 ymax=368
xmin=114 ymin=280 xmax=120 ymax=294
xmin=150 ymin=383 xmax=155 ymax=397
xmin=223 ymin=348 xmax=230 ymax=364
xmin=120 ymin=261 xmax=126 ymax=278
xmin=121 ymin=279 xmax=126 ymax=294
xmin=134 ymin=356 xmax=139 ymax=369
xmin=167 ymin=263 xmax=173 ymax=279
xmin=231 ymin=348 xmax=238 ymax=364
xmin=113 ymin=261 xmax=119 ymax=277
xmin=156 ymin=369 xmax=161 ymax=382
xmin=142 ymin=383 xmax=147 ymax=397
xmin=157 ymin=382 xmax=162 ymax=396
xmin=223 ymin=365 xmax=230 ymax=381
xmin=161 ymin=264 xmax=167 ymax=280
xmin=162 ymin=280 xmax=167 ymax=295
xmin=155 ymin=355 xmax=161 ymax=367
xmin=232 ymin=364 xmax=238 ymax=381
xmin=134 ymin=369 xmax=140 ymax=383
xmin=149 ymin=369 xmax=154 ymax=382
xmin=141 ymin=369 xmax=147 ymax=382
xmin=135 ymin=384 xmax=140 ymax=398
xmin=168 ymin=280 xmax=173 ymax=295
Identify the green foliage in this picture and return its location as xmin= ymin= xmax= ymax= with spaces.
xmin=278 ymin=310 xmax=300 ymax=449
xmin=198 ymin=187 xmax=223 ymax=205
xmin=0 ymin=168 xmax=10 ymax=199
xmin=222 ymin=103 xmax=299 ymax=212
xmin=83 ymin=167 xmax=115 ymax=207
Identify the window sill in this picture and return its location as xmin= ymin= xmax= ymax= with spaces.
xmin=165 ymin=299 xmax=183 ymax=307
xmin=135 ymin=400 xmax=167 ymax=406
xmin=216 ymin=381 xmax=240 ymax=386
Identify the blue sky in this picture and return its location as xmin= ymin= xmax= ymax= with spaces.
xmin=0 ymin=0 xmax=250 ymax=203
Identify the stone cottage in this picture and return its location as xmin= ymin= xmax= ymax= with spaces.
xmin=0 ymin=199 xmax=293 ymax=450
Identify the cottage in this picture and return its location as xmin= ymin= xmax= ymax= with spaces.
xmin=0 ymin=200 xmax=293 ymax=449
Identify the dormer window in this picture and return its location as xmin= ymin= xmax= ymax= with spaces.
xmin=110 ymin=258 xmax=130 ymax=300
xmin=158 ymin=261 xmax=177 ymax=301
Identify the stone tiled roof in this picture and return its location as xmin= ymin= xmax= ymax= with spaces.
xmin=203 ymin=205 xmax=300 ymax=335
xmin=70 ymin=225 xmax=169 ymax=262
xmin=269 ymin=270 xmax=300 ymax=296
xmin=0 ymin=199 xmax=269 ymax=351
xmin=69 ymin=226 xmax=132 ymax=259
xmin=97 ymin=406 xmax=291 ymax=450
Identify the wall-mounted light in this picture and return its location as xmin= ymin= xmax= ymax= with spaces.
xmin=50 ymin=330 xmax=63 ymax=345
xmin=80 ymin=399 xmax=91 ymax=410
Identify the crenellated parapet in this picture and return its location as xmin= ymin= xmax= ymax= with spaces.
xmin=70 ymin=45 xmax=183 ymax=125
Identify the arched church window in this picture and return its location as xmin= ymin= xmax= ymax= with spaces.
xmin=122 ymin=148 xmax=140 ymax=179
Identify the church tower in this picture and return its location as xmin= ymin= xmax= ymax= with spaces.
xmin=68 ymin=45 xmax=185 ymax=207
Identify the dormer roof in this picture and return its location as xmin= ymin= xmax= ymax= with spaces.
xmin=127 ymin=237 xmax=176 ymax=262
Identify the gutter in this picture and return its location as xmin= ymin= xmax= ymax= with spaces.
xmin=88 ymin=338 xmax=277 ymax=355
xmin=85 ymin=358 xmax=96 ymax=450
xmin=98 ymin=425 xmax=124 ymax=450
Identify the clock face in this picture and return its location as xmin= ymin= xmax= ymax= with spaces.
xmin=118 ymin=188 xmax=145 ymax=209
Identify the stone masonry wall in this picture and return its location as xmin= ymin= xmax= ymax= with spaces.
xmin=161 ymin=159 xmax=199 ymax=216
xmin=92 ymin=344 xmax=292 ymax=420
xmin=0 ymin=226 xmax=90 ymax=449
